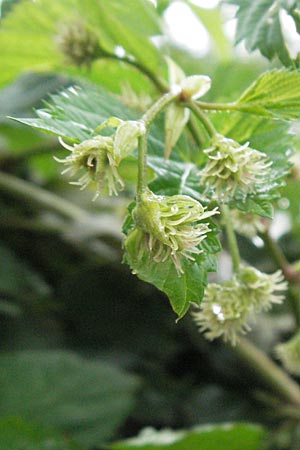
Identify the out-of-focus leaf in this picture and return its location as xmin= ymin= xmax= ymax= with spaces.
xmin=0 ymin=0 xmax=161 ymax=88
xmin=227 ymin=0 xmax=299 ymax=66
xmin=236 ymin=70 xmax=300 ymax=119
xmin=0 ymin=416 xmax=80 ymax=450
xmin=109 ymin=422 xmax=266 ymax=450
xmin=232 ymin=198 xmax=274 ymax=219
xmin=0 ymin=351 xmax=140 ymax=446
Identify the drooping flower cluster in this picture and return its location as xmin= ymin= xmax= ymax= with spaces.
xmin=126 ymin=190 xmax=219 ymax=275
xmin=199 ymin=134 xmax=272 ymax=200
xmin=56 ymin=19 xmax=100 ymax=67
xmin=230 ymin=209 xmax=268 ymax=238
xmin=275 ymin=332 xmax=300 ymax=376
xmin=193 ymin=266 xmax=287 ymax=345
xmin=56 ymin=118 xmax=145 ymax=198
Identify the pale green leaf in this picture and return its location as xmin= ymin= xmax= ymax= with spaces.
xmin=0 ymin=0 xmax=161 ymax=88
xmin=237 ymin=69 xmax=300 ymax=119
xmin=0 ymin=351 xmax=140 ymax=446
xmin=227 ymin=0 xmax=299 ymax=66
xmin=109 ymin=423 xmax=266 ymax=450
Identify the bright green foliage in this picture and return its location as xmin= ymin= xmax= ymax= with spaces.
xmin=0 ymin=417 xmax=80 ymax=450
xmin=227 ymin=0 xmax=300 ymax=66
xmin=237 ymin=69 xmax=300 ymax=119
xmin=0 ymin=351 xmax=140 ymax=446
xmin=0 ymin=0 xmax=161 ymax=88
xmin=109 ymin=423 xmax=266 ymax=450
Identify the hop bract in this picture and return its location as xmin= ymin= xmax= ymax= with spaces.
xmin=192 ymin=281 xmax=251 ymax=345
xmin=275 ymin=333 xmax=300 ymax=376
xmin=129 ymin=190 xmax=219 ymax=274
xmin=238 ymin=266 xmax=287 ymax=312
xmin=56 ymin=135 xmax=124 ymax=198
xmin=199 ymin=134 xmax=272 ymax=199
xmin=56 ymin=118 xmax=145 ymax=198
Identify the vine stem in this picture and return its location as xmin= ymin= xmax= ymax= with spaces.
xmin=220 ymin=204 xmax=241 ymax=273
xmin=234 ymin=337 xmax=300 ymax=406
xmin=186 ymin=101 xmax=217 ymax=139
xmin=0 ymin=171 xmax=87 ymax=221
xmin=136 ymin=92 xmax=178 ymax=199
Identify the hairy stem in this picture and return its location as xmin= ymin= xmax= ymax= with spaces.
xmin=187 ymin=102 xmax=217 ymax=139
xmin=234 ymin=337 xmax=300 ymax=406
xmin=221 ymin=204 xmax=241 ymax=273
xmin=0 ymin=171 xmax=86 ymax=221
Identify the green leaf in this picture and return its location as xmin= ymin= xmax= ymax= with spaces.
xmin=0 ymin=0 xmax=161 ymax=88
xmin=231 ymin=198 xmax=274 ymax=219
xmin=109 ymin=423 xmax=266 ymax=450
xmin=0 ymin=417 xmax=80 ymax=450
xmin=227 ymin=0 xmax=299 ymax=66
xmin=236 ymin=69 xmax=300 ymax=119
xmin=123 ymin=207 xmax=220 ymax=318
xmin=0 ymin=351 xmax=140 ymax=446
xmin=147 ymin=156 xmax=205 ymax=201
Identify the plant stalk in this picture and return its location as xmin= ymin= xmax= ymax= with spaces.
xmin=234 ymin=337 xmax=300 ymax=406
xmin=221 ymin=204 xmax=241 ymax=273
xmin=187 ymin=102 xmax=217 ymax=139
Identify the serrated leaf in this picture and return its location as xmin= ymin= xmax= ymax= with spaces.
xmin=232 ymin=198 xmax=274 ymax=219
xmin=236 ymin=69 xmax=300 ymax=119
xmin=227 ymin=0 xmax=299 ymax=66
xmin=109 ymin=423 xmax=266 ymax=450
xmin=147 ymin=156 xmax=205 ymax=201
xmin=0 ymin=351 xmax=140 ymax=446
xmin=0 ymin=417 xmax=80 ymax=450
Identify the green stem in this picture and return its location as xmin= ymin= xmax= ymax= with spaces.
xmin=187 ymin=102 xmax=217 ymax=139
xmin=100 ymin=50 xmax=168 ymax=93
xmin=0 ymin=171 xmax=86 ymax=221
xmin=234 ymin=337 xmax=300 ymax=406
xmin=142 ymin=92 xmax=177 ymax=126
xmin=221 ymin=204 xmax=241 ymax=273
xmin=137 ymin=134 xmax=148 ymax=199
xmin=195 ymin=100 xmax=237 ymax=111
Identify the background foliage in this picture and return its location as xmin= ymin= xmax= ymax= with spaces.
xmin=0 ymin=0 xmax=300 ymax=449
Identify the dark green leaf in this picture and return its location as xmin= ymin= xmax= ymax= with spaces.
xmin=227 ymin=0 xmax=299 ymax=66
xmin=0 ymin=417 xmax=80 ymax=450
xmin=109 ymin=422 xmax=266 ymax=450
xmin=0 ymin=351 xmax=140 ymax=446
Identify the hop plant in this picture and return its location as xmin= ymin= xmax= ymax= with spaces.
xmin=275 ymin=332 xmax=300 ymax=376
xmin=199 ymin=134 xmax=272 ymax=200
xmin=192 ymin=281 xmax=251 ymax=345
xmin=56 ymin=118 xmax=145 ymax=198
xmin=193 ymin=266 xmax=287 ymax=345
xmin=230 ymin=209 xmax=268 ymax=238
xmin=126 ymin=190 xmax=219 ymax=275
xmin=56 ymin=19 xmax=100 ymax=67
xmin=238 ymin=266 xmax=287 ymax=312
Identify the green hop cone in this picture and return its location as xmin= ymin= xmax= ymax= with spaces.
xmin=192 ymin=280 xmax=251 ymax=345
xmin=238 ymin=266 xmax=287 ymax=312
xmin=199 ymin=134 xmax=272 ymax=200
xmin=125 ymin=190 xmax=219 ymax=275
xmin=56 ymin=135 xmax=124 ymax=198
xmin=56 ymin=118 xmax=145 ymax=198
xmin=275 ymin=332 xmax=300 ymax=376
xmin=56 ymin=19 xmax=100 ymax=67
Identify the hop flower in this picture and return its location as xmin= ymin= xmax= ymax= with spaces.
xmin=238 ymin=266 xmax=287 ymax=312
xmin=128 ymin=190 xmax=219 ymax=275
xmin=275 ymin=332 xmax=300 ymax=376
xmin=193 ymin=266 xmax=287 ymax=345
xmin=56 ymin=118 xmax=145 ymax=198
xmin=192 ymin=281 xmax=251 ymax=345
xmin=199 ymin=134 xmax=272 ymax=200
xmin=56 ymin=135 xmax=124 ymax=198
xmin=230 ymin=209 xmax=268 ymax=238
xmin=56 ymin=19 xmax=100 ymax=67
